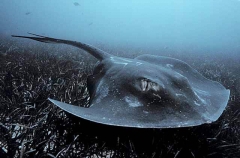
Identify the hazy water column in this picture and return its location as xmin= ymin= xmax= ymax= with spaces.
xmin=0 ymin=0 xmax=240 ymax=54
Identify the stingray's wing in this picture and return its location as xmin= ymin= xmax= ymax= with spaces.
xmin=48 ymin=98 xmax=207 ymax=128
xmin=135 ymin=54 xmax=230 ymax=121
xmin=12 ymin=33 xmax=111 ymax=60
xmin=48 ymin=98 xmax=166 ymax=128
xmin=48 ymin=98 xmax=114 ymax=124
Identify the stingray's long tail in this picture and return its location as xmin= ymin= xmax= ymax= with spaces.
xmin=12 ymin=33 xmax=111 ymax=61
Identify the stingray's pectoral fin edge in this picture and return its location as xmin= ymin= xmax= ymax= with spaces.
xmin=47 ymin=98 xmax=136 ymax=128
xmin=210 ymin=89 xmax=230 ymax=122
xmin=47 ymin=98 xmax=91 ymax=118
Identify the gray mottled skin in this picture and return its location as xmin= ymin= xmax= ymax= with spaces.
xmin=12 ymin=33 xmax=230 ymax=128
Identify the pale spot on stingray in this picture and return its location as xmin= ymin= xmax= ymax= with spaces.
xmin=143 ymin=110 xmax=149 ymax=114
xmin=166 ymin=64 xmax=173 ymax=68
xmin=196 ymin=92 xmax=206 ymax=102
xmin=124 ymin=96 xmax=143 ymax=107
xmin=193 ymin=88 xmax=211 ymax=97
xmin=176 ymin=93 xmax=186 ymax=99
xmin=96 ymin=81 xmax=109 ymax=104
xmin=110 ymin=57 xmax=128 ymax=67
xmin=194 ymin=101 xmax=202 ymax=106
xmin=153 ymin=93 xmax=162 ymax=99
xmin=121 ymin=58 xmax=133 ymax=63
xmin=136 ymin=62 xmax=143 ymax=66
xmin=115 ymin=62 xmax=128 ymax=66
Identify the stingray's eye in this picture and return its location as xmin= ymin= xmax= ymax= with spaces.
xmin=140 ymin=79 xmax=160 ymax=92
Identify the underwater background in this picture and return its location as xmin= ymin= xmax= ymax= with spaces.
xmin=0 ymin=0 xmax=240 ymax=157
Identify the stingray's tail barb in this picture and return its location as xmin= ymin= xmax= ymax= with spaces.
xmin=12 ymin=33 xmax=111 ymax=61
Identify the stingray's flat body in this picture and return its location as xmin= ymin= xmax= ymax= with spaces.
xmin=12 ymin=33 xmax=230 ymax=128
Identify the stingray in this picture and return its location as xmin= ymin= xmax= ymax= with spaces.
xmin=12 ymin=33 xmax=230 ymax=128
